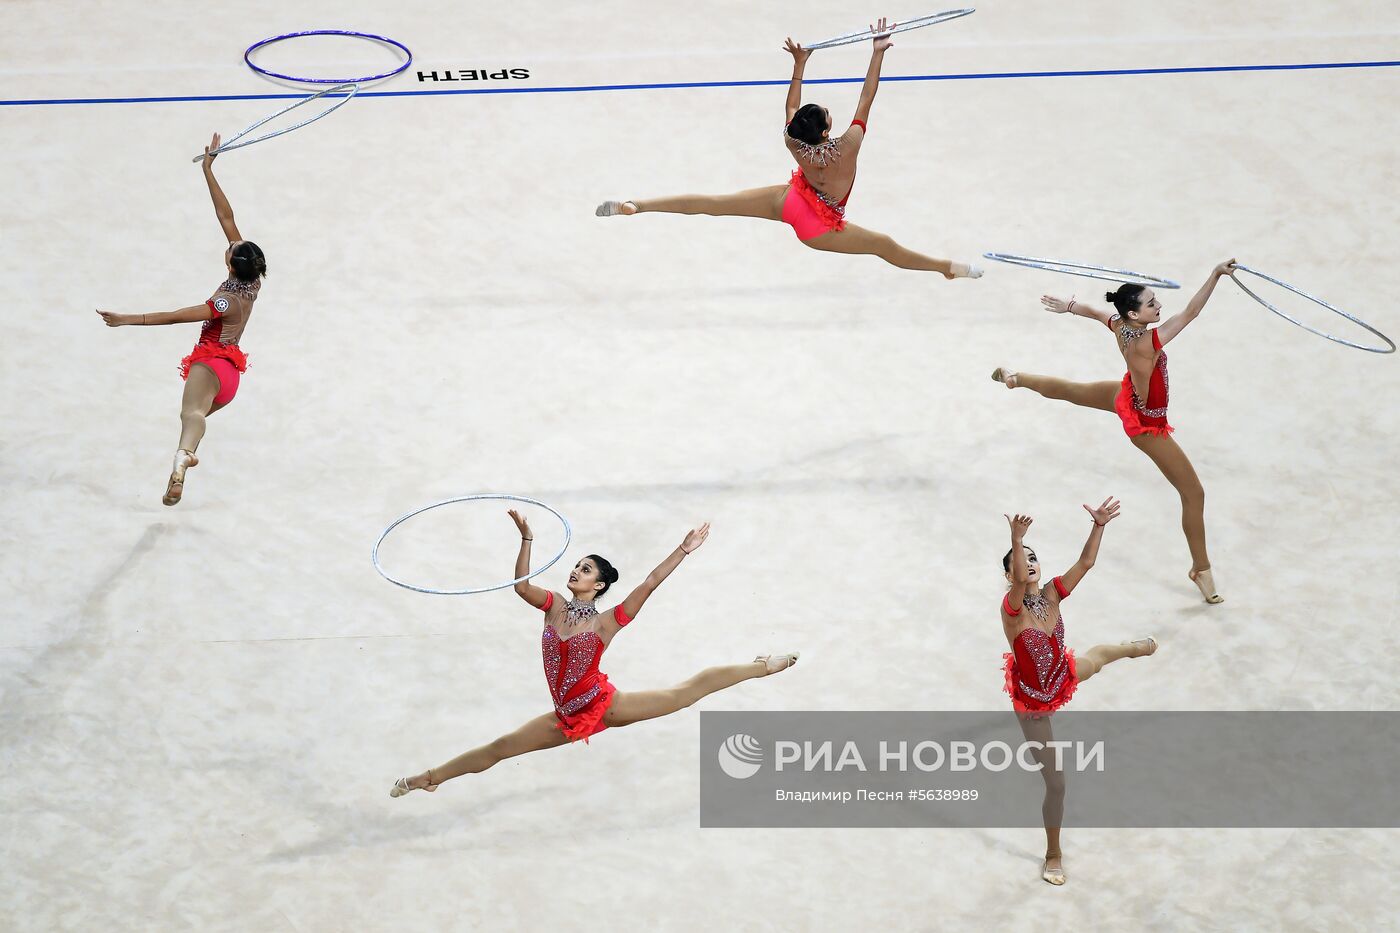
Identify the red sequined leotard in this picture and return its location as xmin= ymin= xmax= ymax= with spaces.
xmin=178 ymin=277 xmax=260 ymax=379
xmin=1001 ymin=576 xmax=1079 ymax=715
xmin=1112 ymin=323 xmax=1172 ymax=438
xmin=539 ymin=592 xmax=633 ymax=743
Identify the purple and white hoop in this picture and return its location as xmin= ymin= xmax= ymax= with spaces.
xmin=244 ymin=29 xmax=412 ymax=84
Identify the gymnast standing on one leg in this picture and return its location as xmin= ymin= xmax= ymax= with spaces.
xmin=1000 ymin=507 xmax=1158 ymax=886
xmin=390 ymin=514 xmax=798 ymax=797
xmin=991 ymin=260 xmax=1237 ymax=603
xmin=596 ymin=18 xmax=981 ymax=279
xmin=96 ymin=134 xmax=266 ymax=506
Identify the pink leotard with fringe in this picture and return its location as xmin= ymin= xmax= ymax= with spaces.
xmin=780 ymin=119 xmax=866 ymax=240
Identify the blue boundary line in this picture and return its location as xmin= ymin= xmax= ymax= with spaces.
xmin=2 ymin=59 xmax=1397 ymax=107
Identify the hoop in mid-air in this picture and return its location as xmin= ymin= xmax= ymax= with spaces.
xmin=190 ymin=83 xmax=359 ymax=162
xmin=1228 ymin=265 xmax=1394 ymax=354
xmin=372 ymin=494 xmax=574 ymax=596
xmin=244 ymin=29 xmax=413 ymax=84
xmin=805 ymin=8 xmax=975 ymax=50
xmin=982 ymin=252 xmax=1182 ymax=289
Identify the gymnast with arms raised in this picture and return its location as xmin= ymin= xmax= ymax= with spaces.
xmin=596 ymin=18 xmax=981 ymax=279
xmin=992 ymin=260 xmax=1239 ymax=602
xmin=1000 ymin=506 xmax=1158 ymax=885
xmin=390 ymin=513 xmax=798 ymax=796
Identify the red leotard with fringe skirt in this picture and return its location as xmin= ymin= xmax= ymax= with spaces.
xmin=780 ymin=119 xmax=865 ymax=240
xmin=179 ymin=277 xmax=259 ymax=405
xmin=1002 ymin=576 xmax=1079 ymax=716
xmin=1113 ymin=328 xmax=1172 ymax=438
xmin=539 ymin=592 xmax=633 ymax=743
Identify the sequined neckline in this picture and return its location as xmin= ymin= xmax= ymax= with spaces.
xmin=1110 ymin=313 xmax=1145 ymax=343
xmin=561 ymin=599 xmax=599 ymax=625
xmin=785 ymin=131 xmax=841 ymax=168
xmin=1021 ymin=591 xmax=1051 ymax=621
xmin=219 ymin=277 xmax=261 ymax=298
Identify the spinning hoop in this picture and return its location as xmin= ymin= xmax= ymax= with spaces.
xmin=372 ymin=494 xmax=574 ymax=596
xmin=805 ymin=8 xmax=975 ymax=50
xmin=190 ymin=83 xmax=359 ymax=162
xmin=244 ymin=29 xmax=413 ymax=84
xmin=1229 ymin=265 xmax=1394 ymax=354
xmin=983 ymin=252 xmax=1181 ymax=289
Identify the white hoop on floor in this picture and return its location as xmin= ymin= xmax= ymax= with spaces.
xmin=190 ymin=83 xmax=359 ymax=162
xmin=1229 ymin=265 xmax=1394 ymax=354
xmin=805 ymin=9 xmax=975 ymax=50
xmin=372 ymin=494 xmax=573 ymax=596
xmin=982 ymin=252 xmax=1181 ymax=289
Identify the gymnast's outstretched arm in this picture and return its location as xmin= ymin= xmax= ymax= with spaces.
xmin=611 ymin=523 xmax=710 ymax=627
xmin=1040 ymin=295 xmax=1115 ymax=327
xmin=1004 ymin=513 xmax=1033 ymax=612
xmin=201 ymin=133 xmax=243 ymax=244
xmin=95 ymin=304 xmax=214 ymax=327
xmin=782 ymin=38 xmax=811 ymax=122
xmin=851 ymin=19 xmax=894 ymax=127
xmin=508 ymin=510 xmax=552 ymax=609
xmin=1058 ymin=498 xmax=1119 ymax=593
xmin=1157 ymin=259 xmax=1236 ymax=346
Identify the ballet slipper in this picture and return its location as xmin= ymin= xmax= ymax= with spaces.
xmin=162 ymin=449 xmax=198 ymax=507
xmin=949 ymin=262 xmax=984 ymax=280
xmin=1189 ymin=568 xmax=1224 ymax=604
xmin=595 ymin=200 xmax=637 ymax=217
xmin=991 ymin=367 xmax=1019 ymax=388
xmin=1124 ymin=635 xmax=1159 ymax=658
xmin=1041 ymin=856 xmax=1066 ymax=885
xmin=389 ymin=773 xmax=439 ymax=798
xmin=755 ymin=652 xmax=800 ymax=675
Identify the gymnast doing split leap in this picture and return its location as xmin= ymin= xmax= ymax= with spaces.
xmin=992 ymin=260 xmax=1239 ymax=603
xmin=1000 ymin=506 xmax=1158 ymax=885
xmin=596 ymin=19 xmax=982 ymax=279
xmin=390 ymin=513 xmax=798 ymax=796
xmin=96 ymin=134 xmax=267 ymax=506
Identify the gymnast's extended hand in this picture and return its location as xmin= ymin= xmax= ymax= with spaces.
xmin=614 ymin=523 xmax=711 ymax=623
xmin=871 ymin=16 xmax=897 ymax=51
xmin=202 ymin=132 xmax=221 ymax=168
xmin=1159 ymin=258 xmax=1237 ymax=346
xmin=1042 ymin=294 xmax=1114 ymax=327
xmin=1003 ymin=513 xmax=1033 ymax=612
xmin=1060 ymin=497 xmax=1120 ymax=593
xmin=508 ymin=509 xmax=552 ymax=609
xmin=783 ymin=37 xmax=811 ymax=64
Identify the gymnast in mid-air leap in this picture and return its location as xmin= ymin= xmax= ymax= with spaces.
xmin=596 ymin=18 xmax=982 ymax=279
xmin=389 ymin=514 xmax=798 ymax=798
xmin=96 ymin=133 xmax=266 ymax=506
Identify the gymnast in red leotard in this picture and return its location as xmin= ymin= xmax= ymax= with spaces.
xmin=991 ymin=260 xmax=1238 ymax=603
xmin=1000 ymin=507 xmax=1158 ymax=885
xmin=96 ymin=133 xmax=266 ymax=506
xmin=595 ymin=19 xmax=981 ymax=279
xmin=390 ymin=513 xmax=799 ymax=798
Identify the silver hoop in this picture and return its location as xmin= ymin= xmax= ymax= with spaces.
xmin=805 ymin=9 xmax=976 ymax=50
xmin=982 ymin=252 xmax=1181 ymax=289
xmin=1229 ymin=265 xmax=1394 ymax=354
xmin=372 ymin=494 xmax=573 ymax=596
xmin=191 ymin=83 xmax=359 ymax=162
